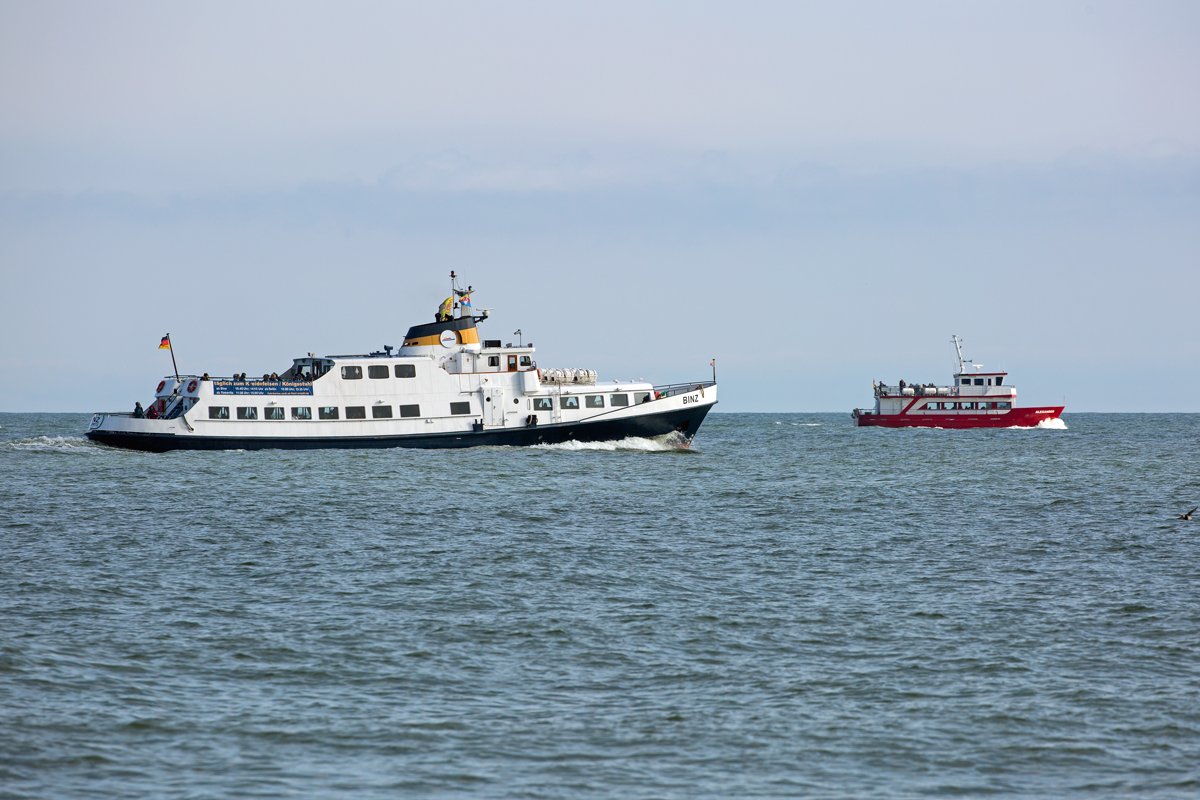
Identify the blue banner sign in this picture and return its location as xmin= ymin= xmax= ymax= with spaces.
xmin=212 ymin=379 xmax=314 ymax=396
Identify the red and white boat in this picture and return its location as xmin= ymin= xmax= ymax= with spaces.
xmin=853 ymin=336 xmax=1064 ymax=429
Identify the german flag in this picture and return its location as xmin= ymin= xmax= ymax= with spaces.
xmin=159 ymin=335 xmax=171 ymax=350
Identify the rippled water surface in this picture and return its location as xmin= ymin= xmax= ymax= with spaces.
xmin=3 ymin=412 xmax=1199 ymax=798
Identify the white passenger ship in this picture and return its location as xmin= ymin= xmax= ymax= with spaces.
xmin=87 ymin=277 xmax=718 ymax=451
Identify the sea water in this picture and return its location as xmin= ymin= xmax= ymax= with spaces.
xmin=2 ymin=412 xmax=1198 ymax=798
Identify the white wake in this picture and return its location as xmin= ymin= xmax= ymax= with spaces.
xmin=2 ymin=435 xmax=103 ymax=453
xmin=531 ymin=432 xmax=692 ymax=452
xmin=1006 ymin=418 xmax=1068 ymax=430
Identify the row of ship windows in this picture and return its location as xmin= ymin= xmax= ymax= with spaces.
xmin=208 ymin=392 xmax=650 ymax=420
xmin=338 ymin=357 xmax=532 ymax=380
xmin=924 ymin=401 xmax=1012 ymax=410
xmin=209 ymin=403 xmax=471 ymax=420
xmin=536 ymin=393 xmax=649 ymax=410
xmin=962 ymin=377 xmax=1004 ymax=386
xmin=342 ymin=364 xmax=417 ymax=380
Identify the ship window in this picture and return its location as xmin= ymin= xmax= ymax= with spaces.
xmin=520 ymin=356 xmax=532 ymax=367
xmin=341 ymin=366 xmax=362 ymax=380
xmin=987 ymin=378 xmax=992 ymax=386
xmin=368 ymin=365 xmax=389 ymax=379
xmin=996 ymin=377 xmax=1004 ymax=386
xmin=926 ymin=402 xmax=940 ymax=411
xmin=264 ymin=407 xmax=284 ymax=420
xmin=979 ymin=402 xmax=992 ymax=410
xmin=998 ymin=402 xmax=1012 ymax=409
xmin=585 ymin=395 xmax=604 ymax=408
xmin=345 ymin=406 xmax=366 ymax=419
xmin=974 ymin=378 xmax=984 ymax=386
xmin=961 ymin=402 xmax=976 ymax=410
xmin=395 ymin=364 xmax=416 ymax=378
xmin=961 ymin=378 xmax=971 ymax=385
xmin=319 ymin=407 xmax=339 ymax=420
xmin=209 ymin=406 xmax=229 ymax=420
xmin=487 ymin=356 xmax=500 ymax=367
xmin=635 ymin=392 xmax=651 ymax=404
xmin=237 ymin=407 xmax=258 ymax=420
xmin=372 ymin=405 xmax=392 ymax=419
xmin=610 ymin=394 xmax=629 ymax=407
xmin=292 ymin=407 xmax=312 ymax=420
xmin=400 ymin=404 xmax=420 ymax=417
xmin=450 ymin=402 xmax=471 ymax=415
xmin=534 ymin=397 xmax=553 ymax=411
xmin=949 ymin=402 xmax=961 ymax=410
xmin=561 ymin=396 xmax=580 ymax=410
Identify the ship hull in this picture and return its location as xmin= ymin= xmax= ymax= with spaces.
xmin=855 ymin=406 xmax=1064 ymax=429
xmin=86 ymin=402 xmax=714 ymax=453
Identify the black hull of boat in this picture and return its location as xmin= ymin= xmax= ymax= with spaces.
xmin=86 ymin=403 xmax=715 ymax=453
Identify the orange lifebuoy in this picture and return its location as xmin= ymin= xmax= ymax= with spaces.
xmin=537 ymin=368 xmax=541 ymax=380
xmin=156 ymin=380 xmax=166 ymax=393
xmin=186 ymin=379 xmax=198 ymax=393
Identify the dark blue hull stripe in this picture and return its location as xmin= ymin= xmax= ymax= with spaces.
xmin=86 ymin=404 xmax=714 ymax=452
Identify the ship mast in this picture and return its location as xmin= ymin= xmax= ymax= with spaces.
xmin=952 ymin=334 xmax=966 ymax=375
xmin=449 ymin=271 xmax=475 ymax=319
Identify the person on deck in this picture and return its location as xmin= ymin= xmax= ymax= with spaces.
xmin=133 ymin=402 xmax=145 ymax=418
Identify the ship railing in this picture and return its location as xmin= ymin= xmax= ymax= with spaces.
xmin=160 ymin=374 xmax=323 ymax=382
xmin=103 ymin=405 xmax=187 ymax=420
xmin=876 ymin=386 xmax=955 ymax=398
xmin=652 ymin=381 xmax=716 ymax=399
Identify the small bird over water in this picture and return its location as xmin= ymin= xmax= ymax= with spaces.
xmin=1179 ymin=506 xmax=1198 ymax=521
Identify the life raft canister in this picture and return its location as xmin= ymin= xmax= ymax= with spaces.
xmin=186 ymin=379 xmax=199 ymax=393
xmin=156 ymin=380 xmax=166 ymax=393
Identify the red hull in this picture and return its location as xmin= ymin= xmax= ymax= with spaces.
xmin=855 ymin=406 xmax=1064 ymax=429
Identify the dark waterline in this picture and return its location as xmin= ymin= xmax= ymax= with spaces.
xmin=3 ymin=412 xmax=1199 ymax=798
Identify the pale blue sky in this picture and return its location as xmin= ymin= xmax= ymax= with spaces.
xmin=2 ymin=1 xmax=1198 ymax=411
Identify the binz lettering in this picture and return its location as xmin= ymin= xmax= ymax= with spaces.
xmin=682 ymin=394 xmax=700 ymax=405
